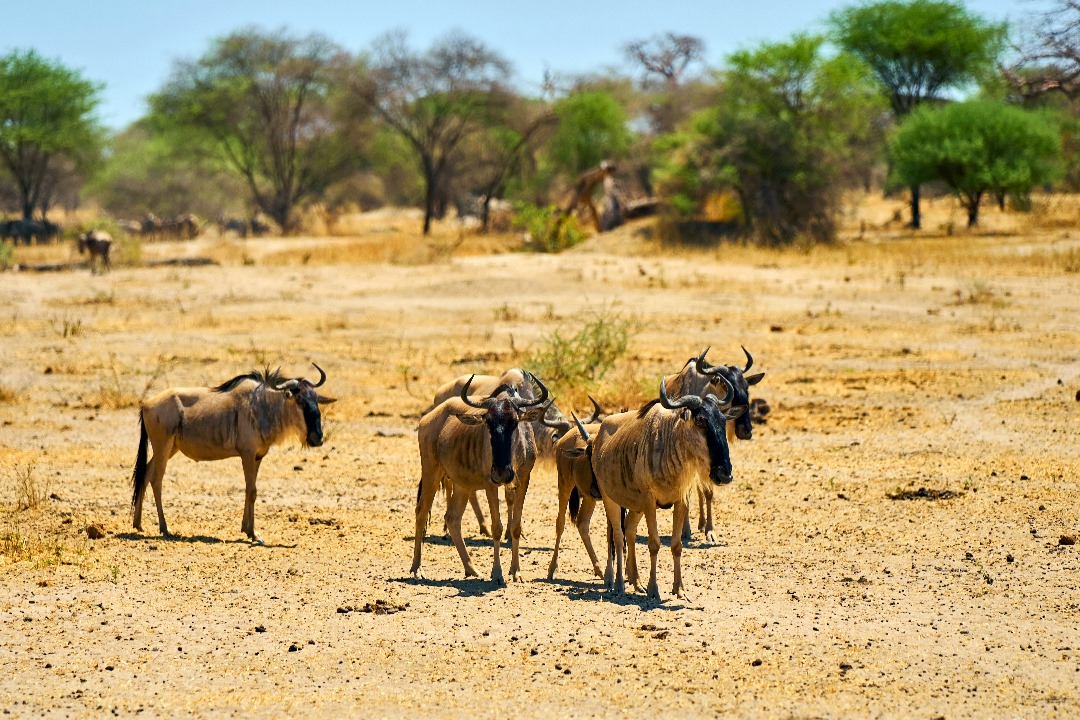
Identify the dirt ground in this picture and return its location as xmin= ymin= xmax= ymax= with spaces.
xmin=1 ymin=199 xmax=1079 ymax=719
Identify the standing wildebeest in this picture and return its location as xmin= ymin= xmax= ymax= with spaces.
xmin=412 ymin=374 xmax=550 ymax=584
xmin=131 ymin=364 xmax=335 ymax=542
xmin=77 ymin=230 xmax=113 ymax=274
xmin=666 ymin=346 xmax=765 ymax=541
xmin=428 ymin=368 xmax=573 ymax=539
xmin=547 ymin=412 xmax=606 ymax=580
xmin=593 ymin=376 xmax=744 ymax=600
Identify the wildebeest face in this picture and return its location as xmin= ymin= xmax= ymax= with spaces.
xmin=483 ymin=398 xmax=522 ymax=485
xmin=284 ymin=381 xmax=336 ymax=448
xmin=693 ymin=397 xmax=746 ymax=485
xmin=709 ymin=367 xmax=763 ymax=441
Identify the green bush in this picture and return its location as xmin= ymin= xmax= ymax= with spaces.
xmin=525 ymin=308 xmax=636 ymax=390
xmin=512 ymin=202 xmax=586 ymax=253
xmin=0 ymin=241 xmax=13 ymax=270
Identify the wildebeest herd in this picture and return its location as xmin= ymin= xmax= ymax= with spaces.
xmin=128 ymin=347 xmax=765 ymax=602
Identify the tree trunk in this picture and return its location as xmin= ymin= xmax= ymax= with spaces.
xmin=966 ymin=192 xmax=982 ymax=227
xmin=909 ymin=184 xmax=921 ymax=229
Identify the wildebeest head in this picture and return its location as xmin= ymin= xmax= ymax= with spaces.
xmin=540 ymin=396 xmax=604 ymax=444
xmin=659 ymin=374 xmax=745 ymax=485
xmin=695 ymin=346 xmax=764 ymax=441
xmin=272 ymin=363 xmax=336 ymax=447
xmin=455 ymin=372 xmax=550 ymax=485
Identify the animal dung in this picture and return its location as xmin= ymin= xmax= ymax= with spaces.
xmin=85 ymin=524 xmax=106 ymax=539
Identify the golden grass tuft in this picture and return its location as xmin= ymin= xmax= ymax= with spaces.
xmin=15 ymin=463 xmax=50 ymax=511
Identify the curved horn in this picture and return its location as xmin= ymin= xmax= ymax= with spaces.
xmin=540 ymin=404 xmax=569 ymax=430
xmin=515 ymin=371 xmax=550 ymax=408
xmin=310 ymin=362 xmax=327 ymax=388
xmin=695 ymin=346 xmax=721 ymax=376
xmin=585 ymin=395 xmax=605 ymax=424
xmin=741 ymin=346 xmax=753 ymax=373
xmin=571 ymin=411 xmax=590 ymax=443
xmin=459 ymin=375 xmax=486 ymax=409
xmin=659 ymin=376 xmax=702 ymax=411
xmin=707 ymin=372 xmax=736 ymax=406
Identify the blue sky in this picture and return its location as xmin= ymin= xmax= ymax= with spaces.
xmin=5 ymin=0 xmax=1029 ymax=129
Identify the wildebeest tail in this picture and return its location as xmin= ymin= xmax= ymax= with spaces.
xmin=569 ymin=486 xmax=581 ymax=522
xmin=131 ymin=413 xmax=149 ymax=507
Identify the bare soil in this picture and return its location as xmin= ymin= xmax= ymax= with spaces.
xmin=1 ymin=202 xmax=1079 ymax=719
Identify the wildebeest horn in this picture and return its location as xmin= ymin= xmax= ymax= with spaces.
xmin=571 ymin=411 xmax=590 ymax=443
xmin=540 ymin=404 xmax=570 ymax=431
xmin=515 ymin=371 xmax=550 ymax=408
xmin=659 ymin=376 xmax=702 ymax=411
xmin=706 ymin=372 xmax=736 ymax=406
xmin=741 ymin=346 xmax=753 ymax=373
xmin=695 ymin=346 xmax=723 ymax=376
xmin=459 ymin=375 xmax=486 ymax=409
xmin=585 ymin=395 xmax=605 ymax=424
xmin=311 ymin=362 xmax=327 ymax=388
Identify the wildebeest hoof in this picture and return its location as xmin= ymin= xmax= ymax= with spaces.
xmin=464 ymin=566 xmax=480 ymax=579
xmin=547 ymin=563 xmax=557 ymax=580
xmin=704 ymin=531 xmax=716 ymax=543
xmin=491 ymin=570 xmax=505 ymax=586
xmin=591 ymin=564 xmax=603 ymax=578
xmin=647 ymin=582 xmax=661 ymax=600
xmin=251 ymin=536 xmax=265 ymax=545
xmin=478 ymin=526 xmax=491 ymax=537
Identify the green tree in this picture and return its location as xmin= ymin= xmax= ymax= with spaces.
xmin=0 ymin=49 xmax=102 ymax=220
xmin=656 ymin=35 xmax=884 ymax=245
xmin=548 ymin=91 xmax=631 ymax=176
xmin=364 ymin=30 xmax=512 ymax=235
xmin=890 ymin=100 xmax=1062 ymax=226
xmin=150 ymin=28 xmax=364 ymax=233
xmin=830 ymin=0 xmax=1006 ymax=228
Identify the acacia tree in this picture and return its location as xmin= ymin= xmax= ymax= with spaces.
xmin=548 ymin=91 xmax=632 ymax=176
xmin=890 ymin=101 xmax=1061 ymax=226
xmin=657 ymin=35 xmax=884 ymax=245
xmin=1006 ymin=0 xmax=1080 ymax=100
xmin=0 ymin=49 xmax=102 ymax=220
xmin=830 ymin=0 xmax=1006 ymax=228
xmin=624 ymin=33 xmax=705 ymax=135
xmin=150 ymin=28 xmax=363 ymax=233
xmin=364 ymin=30 xmax=512 ymax=235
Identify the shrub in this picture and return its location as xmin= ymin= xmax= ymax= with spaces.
xmin=512 ymin=202 xmax=586 ymax=253
xmin=524 ymin=308 xmax=636 ymax=391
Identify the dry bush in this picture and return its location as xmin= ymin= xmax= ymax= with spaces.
xmin=14 ymin=463 xmax=49 ymax=511
xmin=0 ymin=383 xmax=19 ymax=403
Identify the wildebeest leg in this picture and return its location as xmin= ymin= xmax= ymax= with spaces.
xmin=410 ymin=469 xmax=443 ymax=579
xmin=671 ymin=500 xmax=690 ymax=600
xmin=508 ymin=473 xmax=531 ymax=582
xmin=445 ymin=486 xmax=479 ymax=579
xmin=547 ymin=477 xmax=574 ymax=580
xmin=701 ymin=484 xmax=716 ymax=542
xmin=602 ymin=498 xmax=625 ymax=595
xmin=240 ymin=453 xmax=263 ymax=543
xmin=485 ymin=486 xmax=505 ymax=586
xmin=502 ymin=485 xmax=518 ymax=543
xmin=132 ymin=455 xmax=154 ymax=532
xmin=575 ymin=497 xmax=603 ymax=578
xmin=148 ymin=443 xmax=175 ymax=537
xmin=623 ymin=510 xmax=643 ymax=591
xmin=603 ymin=517 xmax=615 ymax=589
xmin=644 ymin=507 xmax=662 ymax=600
xmin=469 ymin=490 xmax=490 ymax=537
xmin=682 ymin=507 xmax=693 ymax=543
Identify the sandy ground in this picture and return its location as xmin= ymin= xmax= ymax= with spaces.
xmin=1 ymin=209 xmax=1079 ymax=719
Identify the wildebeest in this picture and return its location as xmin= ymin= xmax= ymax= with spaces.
xmin=131 ymin=364 xmax=335 ymax=542
xmin=593 ymin=376 xmax=744 ymax=600
xmin=1 ymin=218 xmax=58 ymax=245
xmin=547 ymin=412 xmax=605 ymax=580
xmin=77 ymin=230 xmax=113 ymax=274
xmin=428 ymin=368 xmax=572 ymax=539
xmin=411 ymin=373 xmax=550 ymax=584
xmin=666 ymin=347 xmax=765 ymax=541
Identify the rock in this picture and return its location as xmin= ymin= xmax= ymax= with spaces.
xmin=86 ymin=524 xmax=106 ymax=539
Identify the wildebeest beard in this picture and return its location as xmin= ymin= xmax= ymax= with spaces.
xmin=697 ymin=400 xmax=734 ymax=484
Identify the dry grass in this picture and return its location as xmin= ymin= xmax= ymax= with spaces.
xmin=14 ymin=463 xmax=49 ymax=511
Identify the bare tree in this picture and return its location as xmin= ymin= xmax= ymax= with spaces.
xmin=624 ymin=33 xmax=705 ymax=88
xmin=1006 ymin=1 xmax=1080 ymax=99
xmin=364 ymin=30 xmax=512 ymax=235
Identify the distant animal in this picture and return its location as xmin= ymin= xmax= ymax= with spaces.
xmin=131 ymin=364 xmax=335 ymax=543
xmin=592 ymin=375 xmax=744 ymax=600
xmin=411 ymin=373 xmax=550 ymax=584
xmin=665 ymin=347 xmax=764 ymax=541
xmin=77 ymin=230 xmax=113 ymax=274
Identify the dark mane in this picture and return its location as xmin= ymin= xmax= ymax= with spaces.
xmin=637 ymin=398 xmax=661 ymax=418
xmin=212 ymin=366 xmax=285 ymax=393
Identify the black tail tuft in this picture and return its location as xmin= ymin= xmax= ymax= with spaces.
xmin=131 ymin=413 xmax=149 ymax=508
xmin=569 ymin=486 xmax=581 ymax=522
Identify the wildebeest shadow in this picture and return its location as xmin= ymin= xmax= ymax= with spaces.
xmin=539 ymin=576 xmax=690 ymax=610
xmin=391 ymin=575 xmax=503 ymax=598
xmin=405 ymin=535 xmax=554 ymax=553
xmin=113 ymin=532 xmax=297 ymax=549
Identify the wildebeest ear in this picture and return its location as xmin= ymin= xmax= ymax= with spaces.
xmin=316 ymin=394 xmax=337 ymax=405
xmin=726 ymin=406 xmax=747 ymax=420
xmin=561 ymin=447 xmax=587 ymax=459
xmin=681 ymin=409 xmax=692 ymax=422
xmin=745 ymin=372 xmax=765 ymax=386
xmin=453 ymin=412 xmax=485 ymax=426
xmin=519 ymin=406 xmax=548 ymax=422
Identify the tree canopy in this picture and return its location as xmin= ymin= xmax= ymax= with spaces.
xmin=890 ymin=100 xmax=1062 ymax=226
xmin=0 ymin=49 xmax=102 ymax=220
xmin=150 ymin=28 xmax=363 ymax=232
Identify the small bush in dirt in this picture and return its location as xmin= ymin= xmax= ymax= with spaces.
xmin=0 ymin=240 xmax=13 ymax=270
xmin=15 ymin=463 xmax=50 ymax=511
xmin=524 ymin=308 xmax=636 ymax=393
xmin=513 ymin=202 xmax=586 ymax=253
